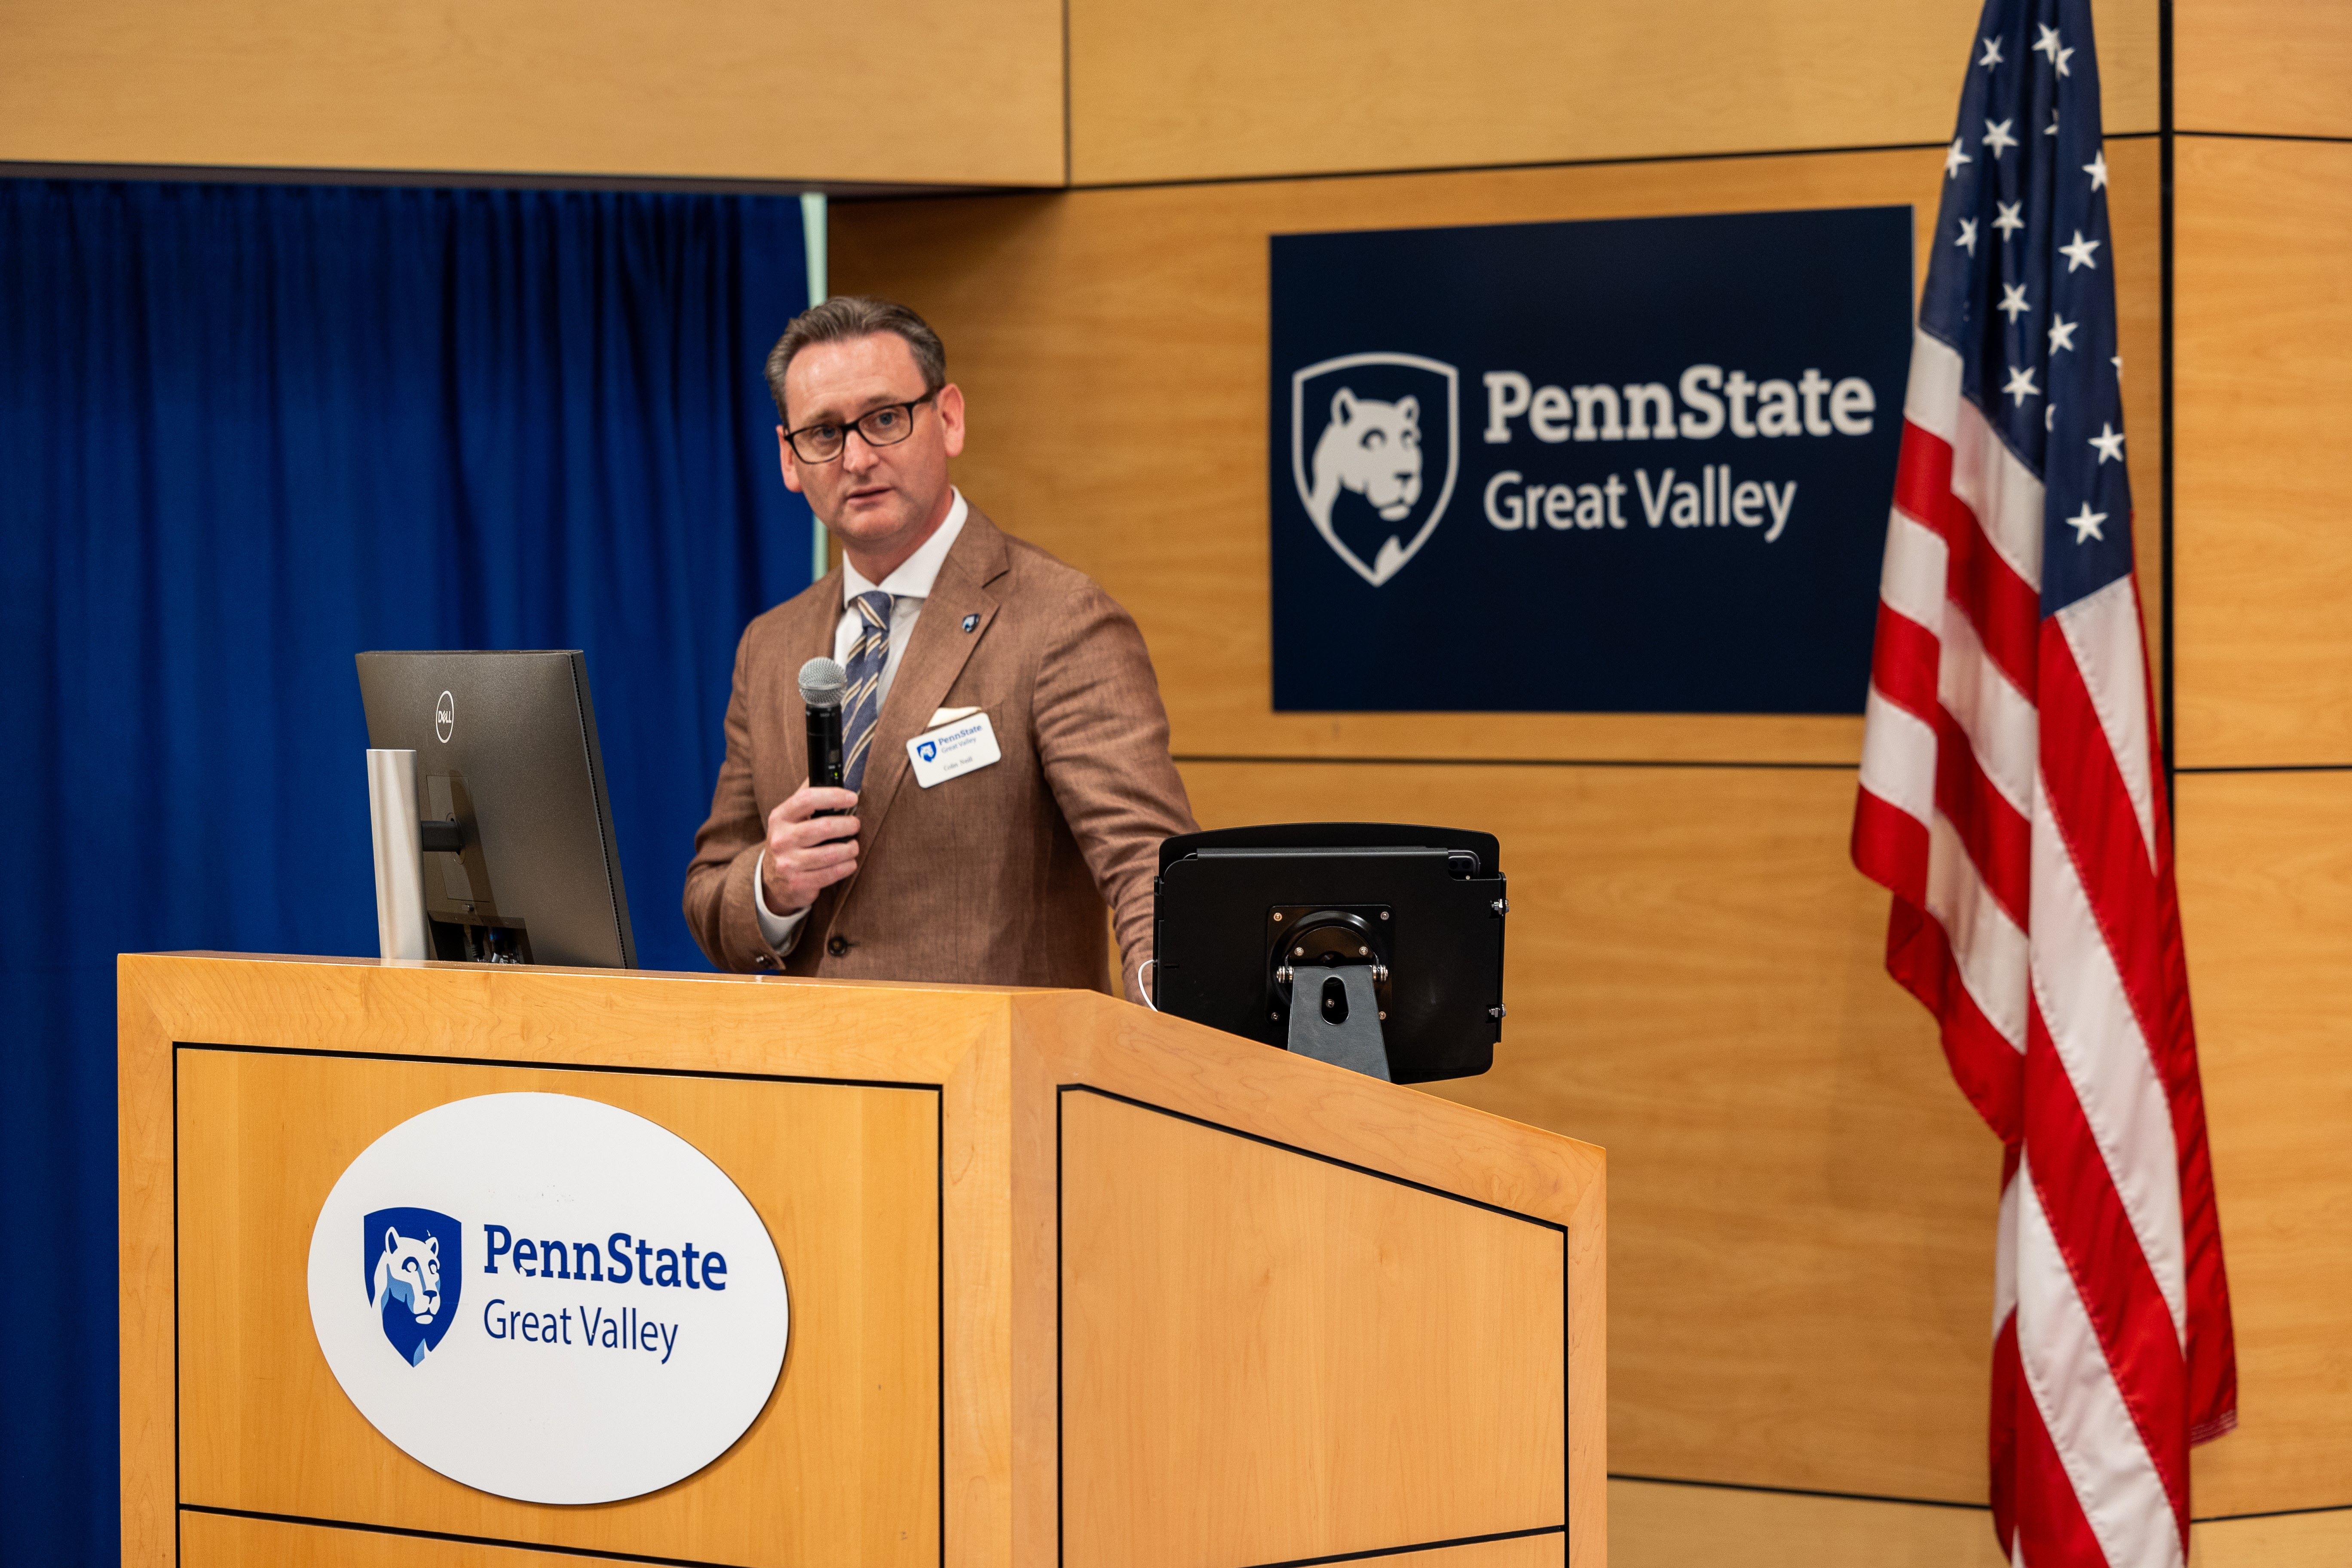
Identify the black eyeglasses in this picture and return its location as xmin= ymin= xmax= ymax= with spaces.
xmin=782 ymin=392 xmax=938 ymax=463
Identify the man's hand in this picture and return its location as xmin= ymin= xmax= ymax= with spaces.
xmin=762 ymin=784 xmax=861 ymax=914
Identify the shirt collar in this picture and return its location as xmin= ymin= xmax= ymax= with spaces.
xmin=842 ymin=488 xmax=968 ymax=605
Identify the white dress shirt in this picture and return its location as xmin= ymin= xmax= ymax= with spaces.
xmin=753 ymin=489 xmax=970 ymax=953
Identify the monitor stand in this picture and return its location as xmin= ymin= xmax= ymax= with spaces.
xmin=1284 ymin=966 xmax=1393 ymax=1081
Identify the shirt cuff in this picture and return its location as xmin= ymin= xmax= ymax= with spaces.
xmin=753 ymin=856 xmax=810 ymax=956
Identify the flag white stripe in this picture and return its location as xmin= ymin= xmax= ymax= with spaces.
xmin=2030 ymin=771 xmax=2190 ymax=1343
xmin=1994 ymin=1167 xmax=2021 ymax=1332
xmin=1861 ymin=689 xmax=1939 ymax=828
xmin=2055 ymin=580 xmax=2159 ymax=867
xmin=1937 ymin=605 xmax=2039 ymax=818
xmin=1904 ymin=329 xmax=1965 ymax=441
xmin=1928 ymin=810 xmax=2031 ymax=1049
xmin=2015 ymin=1158 xmax=2184 ymax=1568
xmin=1880 ymin=508 xmax=1950 ymax=631
xmin=1950 ymin=395 xmax=2046 ymax=594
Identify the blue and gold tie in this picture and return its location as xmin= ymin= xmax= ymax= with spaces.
xmin=840 ymin=590 xmax=894 ymax=792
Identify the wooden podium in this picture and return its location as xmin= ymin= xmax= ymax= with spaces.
xmin=120 ymin=953 xmax=1605 ymax=1568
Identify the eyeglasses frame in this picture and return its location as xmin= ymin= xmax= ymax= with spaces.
xmin=781 ymin=390 xmax=941 ymax=465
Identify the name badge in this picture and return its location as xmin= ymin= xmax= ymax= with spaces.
xmin=906 ymin=711 xmax=1001 ymax=788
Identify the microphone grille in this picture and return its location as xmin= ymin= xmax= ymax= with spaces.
xmin=798 ymin=656 xmax=848 ymax=707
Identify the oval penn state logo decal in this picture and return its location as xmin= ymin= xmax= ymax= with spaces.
xmin=308 ymin=1092 xmax=789 ymax=1505
xmin=1290 ymin=352 xmax=1460 ymax=587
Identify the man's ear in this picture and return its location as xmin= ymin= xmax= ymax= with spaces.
xmin=937 ymin=383 xmax=968 ymax=461
xmin=777 ymin=425 xmax=805 ymax=494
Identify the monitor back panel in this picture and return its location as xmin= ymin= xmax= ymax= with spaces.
xmin=358 ymin=650 xmax=634 ymax=969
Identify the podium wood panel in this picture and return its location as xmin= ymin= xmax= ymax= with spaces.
xmin=175 ymin=1049 xmax=938 ymax=1566
xmin=1060 ymin=1089 xmax=1566 ymax=1565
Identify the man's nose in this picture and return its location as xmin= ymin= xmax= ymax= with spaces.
xmin=841 ymin=433 xmax=882 ymax=475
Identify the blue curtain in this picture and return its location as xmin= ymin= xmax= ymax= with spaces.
xmin=0 ymin=178 xmax=813 ymax=1561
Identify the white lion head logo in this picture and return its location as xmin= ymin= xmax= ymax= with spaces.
xmin=1289 ymin=352 xmax=1459 ymax=587
xmin=372 ymin=1225 xmax=442 ymax=1325
xmin=1308 ymin=388 xmax=1423 ymax=529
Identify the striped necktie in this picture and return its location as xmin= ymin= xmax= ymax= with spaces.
xmin=840 ymin=589 xmax=894 ymax=792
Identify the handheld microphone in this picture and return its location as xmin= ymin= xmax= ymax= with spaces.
xmin=799 ymin=658 xmax=848 ymax=809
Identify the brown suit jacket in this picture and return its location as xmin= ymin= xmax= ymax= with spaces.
xmin=682 ymin=503 xmax=1196 ymax=992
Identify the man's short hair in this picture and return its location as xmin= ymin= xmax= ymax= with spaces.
xmin=764 ymin=296 xmax=946 ymax=424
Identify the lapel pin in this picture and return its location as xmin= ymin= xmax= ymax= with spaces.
xmin=962 ymin=614 xmax=980 ymax=633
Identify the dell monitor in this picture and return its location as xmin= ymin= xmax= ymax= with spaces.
xmin=1150 ymin=823 xmax=1507 ymax=1083
xmin=357 ymin=650 xmax=635 ymax=969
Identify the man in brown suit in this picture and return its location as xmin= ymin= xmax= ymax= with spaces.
xmin=683 ymin=297 xmax=1195 ymax=996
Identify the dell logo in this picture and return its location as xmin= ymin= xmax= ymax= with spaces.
xmin=435 ymin=691 xmax=455 ymax=744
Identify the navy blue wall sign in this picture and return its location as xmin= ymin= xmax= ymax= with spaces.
xmin=1269 ymin=206 xmax=1913 ymax=714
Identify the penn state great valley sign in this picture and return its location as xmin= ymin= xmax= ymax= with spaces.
xmin=1270 ymin=206 xmax=1912 ymax=714
xmin=308 ymin=1092 xmax=789 ymax=1504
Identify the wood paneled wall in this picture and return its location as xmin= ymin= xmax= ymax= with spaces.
xmin=0 ymin=0 xmax=1065 ymax=184
xmin=1065 ymin=0 xmax=2158 ymax=185
xmin=2168 ymin=0 xmax=2352 ymax=1537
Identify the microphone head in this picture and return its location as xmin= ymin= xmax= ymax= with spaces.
xmin=798 ymin=656 xmax=848 ymax=708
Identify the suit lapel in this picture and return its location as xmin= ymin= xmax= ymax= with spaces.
xmin=851 ymin=506 xmax=1011 ymax=848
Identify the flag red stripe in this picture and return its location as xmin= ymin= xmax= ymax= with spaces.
xmin=1935 ymin=702 xmax=2032 ymax=927
xmin=1870 ymin=600 xmax=1942 ymax=726
xmin=2025 ymin=995 xmax=2192 ymax=1528
xmin=1852 ymin=781 xmax=1929 ymax=907
xmin=1990 ymin=1306 xmax=2022 ymax=1553
xmin=2012 ymin=1364 xmax=2113 ymax=1568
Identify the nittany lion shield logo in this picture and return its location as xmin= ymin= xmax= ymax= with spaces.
xmin=1290 ymin=352 xmax=1460 ymax=587
xmin=363 ymin=1207 xmax=463 ymax=1367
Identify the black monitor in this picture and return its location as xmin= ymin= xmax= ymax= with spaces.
xmin=1150 ymin=823 xmax=1507 ymax=1083
xmin=356 ymin=650 xmax=635 ymax=969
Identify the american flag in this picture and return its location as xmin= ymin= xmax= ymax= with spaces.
xmin=1850 ymin=0 xmax=2238 ymax=1562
